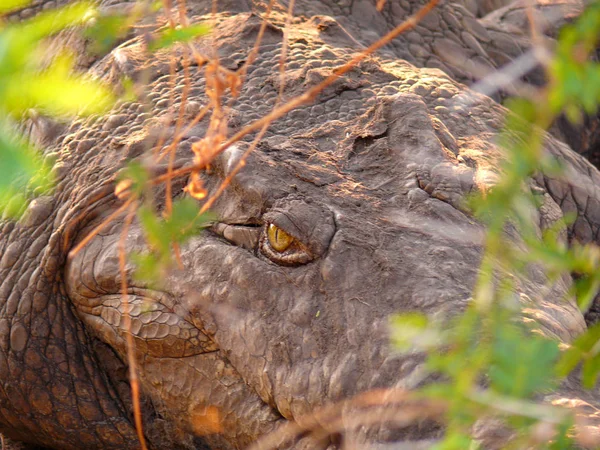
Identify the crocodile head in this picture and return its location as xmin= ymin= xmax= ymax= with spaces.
xmin=2 ymin=3 xmax=598 ymax=450
xmin=59 ymin=11 xmax=594 ymax=448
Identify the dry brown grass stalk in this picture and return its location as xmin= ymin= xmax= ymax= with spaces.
xmin=118 ymin=201 xmax=147 ymax=450
xmin=248 ymin=389 xmax=446 ymax=450
xmin=68 ymin=196 xmax=135 ymax=257
xmin=151 ymin=0 xmax=440 ymax=185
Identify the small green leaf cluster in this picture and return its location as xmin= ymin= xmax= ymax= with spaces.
xmin=0 ymin=1 xmax=213 ymax=288
xmin=133 ymin=198 xmax=215 ymax=283
xmin=134 ymin=201 xmax=213 ymax=270
xmin=120 ymin=162 xmax=215 ymax=286
xmin=549 ymin=0 xmax=600 ymax=122
xmin=557 ymin=323 xmax=600 ymax=389
xmin=391 ymin=1 xmax=600 ymax=448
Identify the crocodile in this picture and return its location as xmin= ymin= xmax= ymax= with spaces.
xmin=2 ymin=0 xmax=600 ymax=449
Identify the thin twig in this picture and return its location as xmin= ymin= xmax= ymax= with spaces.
xmin=276 ymin=0 xmax=295 ymax=105
xmin=149 ymin=0 xmax=440 ymax=186
xmin=61 ymin=185 xmax=114 ymax=253
xmin=218 ymin=0 xmax=439 ymax=156
xmin=118 ymin=201 xmax=148 ymax=450
xmin=155 ymin=96 xmax=212 ymax=168
xmin=195 ymin=0 xmax=297 ymax=214
xmin=177 ymin=0 xmax=189 ymax=27
xmin=196 ymin=0 xmax=295 ymax=212
xmin=524 ymin=0 xmax=541 ymax=47
xmin=248 ymin=389 xmax=445 ymax=450
xmin=72 ymin=0 xmax=440 ymax=256
xmin=456 ymin=47 xmax=548 ymax=106
xmin=162 ymin=0 xmax=175 ymax=28
xmin=150 ymin=0 xmax=179 ymax=160
xmin=198 ymin=117 xmax=270 ymax=216
xmin=210 ymin=0 xmax=218 ymax=56
xmin=161 ymin=0 xmax=193 ymax=267
xmin=68 ymin=197 xmax=134 ymax=259
xmin=236 ymin=0 xmax=276 ymax=80
xmin=164 ymin=45 xmax=192 ymax=215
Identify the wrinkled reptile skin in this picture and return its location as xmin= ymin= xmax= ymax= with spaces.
xmin=2 ymin=0 xmax=600 ymax=449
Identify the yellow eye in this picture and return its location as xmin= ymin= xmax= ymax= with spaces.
xmin=267 ymin=223 xmax=294 ymax=252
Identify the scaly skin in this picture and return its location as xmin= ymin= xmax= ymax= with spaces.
xmin=2 ymin=1 xmax=600 ymax=449
xmin=10 ymin=0 xmax=596 ymax=159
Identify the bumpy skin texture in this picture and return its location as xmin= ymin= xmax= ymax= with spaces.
xmin=3 ymin=0 xmax=600 ymax=449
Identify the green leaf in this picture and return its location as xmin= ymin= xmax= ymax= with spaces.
xmin=0 ymin=0 xmax=31 ymax=14
xmin=133 ymin=200 xmax=214 ymax=286
xmin=0 ymin=130 xmax=41 ymax=188
xmin=18 ymin=2 xmax=97 ymax=42
xmin=0 ymin=126 xmax=53 ymax=220
xmin=548 ymin=419 xmax=577 ymax=450
xmin=0 ymin=2 xmax=96 ymax=67
xmin=148 ymin=23 xmax=211 ymax=52
xmin=582 ymin=354 xmax=600 ymax=389
xmin=431 ymin=432 xmax=478 ymax=450
xmin=3 ymin=54 xmax=114 ymax=116
xmin=138 ymin=205 xmax=169 ymax=255
xmin=149 ymin=0 xmax=163 ymax=13
xmin=0 ymin=188 xmax=27 ymax=220
xmin=390 ymin=312 xmax=441 ymax=351
xmin=489 ymin=326 xmax=559 ymax=398
xmin=390 ymin=312 xmax=429 ymax=329
xmin=164 ymin=197 xmax=215 ymax=243
xmin=137 ymin=198 xmax=213 ymax=262
xmin=573 ymin=276 xmax=600 ymax=312
xmin=130 ymin=251 xmax=162 ymax=286
xmin=555 ymin=346 xmax=584 ymax=379
xmin=118 ymin=161 xmax=150 ymax=198
xmin=556 ymin=323 xmax=600 ymax=384
xmin=84 ymin=13 xmax=130 ymax=55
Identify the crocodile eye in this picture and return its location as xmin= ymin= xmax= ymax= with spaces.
xmin=260 ymin=221 xmax=312 ymax=266
xmin=267 ymin=223 xmax=293 ymax=252
xmin=259 ymin=200 xmax=334 ymax=266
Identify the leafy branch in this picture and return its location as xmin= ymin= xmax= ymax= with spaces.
xmin=392 ymin=1 xmax=600 ymax=448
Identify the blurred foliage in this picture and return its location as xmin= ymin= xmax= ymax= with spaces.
xmin=0 ymin=1 xmax=210 ymax=280
xmin=147 ymin=22 xmax=211 ymax=52
xmin=392 ymin=1 xmax=600 ymax=448
xmin=84 ymin=12 xmax=132 ymax=55
xmin=116 ymin=161 xmax=214 ymax=284
xmin=133 ymin=196 xmax=215 ymax=285
xmin=0 ymin=1 xmax=113 ymax=218
xmin=549 ymin=0 xmax=600 ymax=122
xmin=83 ymin=0 xmax=207 ymax=55
xmin=0 ymin=0 xmax=209 ymax=221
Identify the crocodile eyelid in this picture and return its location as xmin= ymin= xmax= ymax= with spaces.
xmin=212 ymin=220 xmax=312 ymax=265
xmin=212 ymin=223 xmax=261 ymax=251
